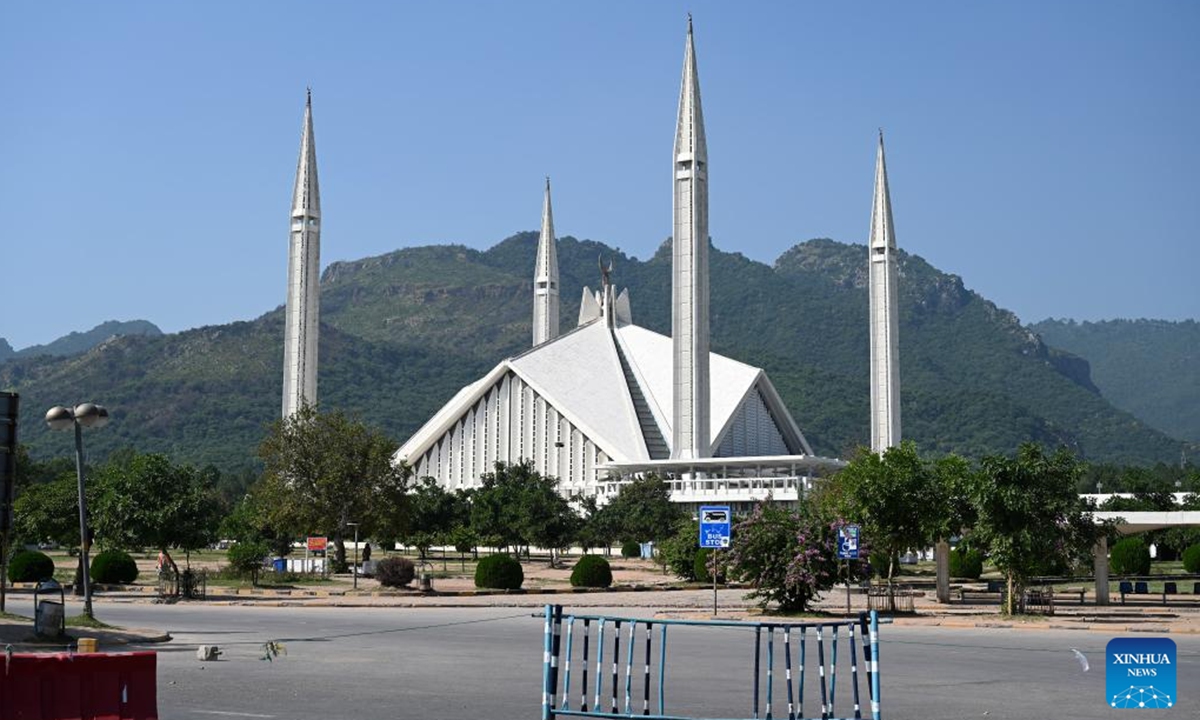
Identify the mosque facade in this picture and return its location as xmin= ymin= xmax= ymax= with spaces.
xmin=391 ymin=20 xmax=887 ymax=507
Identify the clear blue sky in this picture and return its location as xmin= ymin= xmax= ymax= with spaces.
xmin=2 ymin=1 xmax=1197 ymax=349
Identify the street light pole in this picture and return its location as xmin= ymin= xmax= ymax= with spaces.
xmin=46 ymin=403 xmax=109 ymax=620
xmin=72 ymin=418 xmax=92 ymax=618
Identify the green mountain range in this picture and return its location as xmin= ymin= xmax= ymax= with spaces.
xmin=1029 ymin=318 xmax=1200 ymax=445
xmin=0 ymin=320 xmax=161 ymax=361
xmin=0 ymin=234 xmax=1188 ymax=472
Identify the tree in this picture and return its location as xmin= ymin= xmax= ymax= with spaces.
xmin=597 ymin=473 xmax=684 ymax=547
xmin=254 ymin=403 xmax=410 ymax=570
xmin=969 ymin=443 xmax=1104 ymax=615
xmin=576 ymin=494 xmax=619 ymax=555
xmin=469 ymin=461 xmax=578 ymax=564
xmin=91 ymin=452 xmax=223 ymax=579
xmin=219 ymin=491 xmax=295 ymax=558
xmin=725 ymin=498 xmax=863 ymax=612
xmin=12 ymin=473 xmax=85 ymax=548
xmin=828 ymin=442 xmax=962 ymax=583
xmin=404 ymin=478 xmax=460 ymax=560
xmin=521 ymin=477 xmax=578 ymax=567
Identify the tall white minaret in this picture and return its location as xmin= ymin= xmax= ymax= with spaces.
xmin=671 ymin=16 xmax=711 ymax=460
xmin=532 ymin=177 xmax=560 ymax=347
xmin=868 ymin=131 xmax=901 ymax=451
xmin=282 ymin=90 xmax=321 ymax=418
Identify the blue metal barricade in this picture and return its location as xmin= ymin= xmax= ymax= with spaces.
xmin=541 ymin=605 xmax=886 ymax=720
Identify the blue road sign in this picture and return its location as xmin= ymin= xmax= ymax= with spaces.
xmin=837 ymin=525 xmax=860 ymax=560
xmin=698 ymin=506 xmax=732 ymax=549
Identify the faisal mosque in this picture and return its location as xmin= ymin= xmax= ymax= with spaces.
xmin=281 ymin=19 xmax=904 ymax=508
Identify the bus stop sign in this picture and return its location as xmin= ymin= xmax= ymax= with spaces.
xmin=698 ymin=506 xmax=731 ymax=549
xmin=837 ymin=525 xmax=861 ymax=560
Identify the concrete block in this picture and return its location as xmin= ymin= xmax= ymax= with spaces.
xmin=196 ymin=645 xmax=222 ymax=661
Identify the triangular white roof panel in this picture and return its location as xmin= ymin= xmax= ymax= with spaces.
xmin=396 ymin=320 xmax=812 ymax=468
xmin=613 ymin=323 xmax=761 ymax=443
xmin=510 ymin=321 xmax=648 ymax=462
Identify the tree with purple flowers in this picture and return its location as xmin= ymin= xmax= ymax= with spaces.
xmin=725 ymin=498 xmax=867 ymax=612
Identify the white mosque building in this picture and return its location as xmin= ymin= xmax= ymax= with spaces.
xmin=393 ymin=19 xmax=902 ymax=507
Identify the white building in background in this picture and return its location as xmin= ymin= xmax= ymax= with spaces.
xmin=868 ymin=132 xmax=901 ymax=452
xmin=282 ymin=90 xmax=322 ymax=418
xmin=394 ymin=20 xmax=845 ymax=507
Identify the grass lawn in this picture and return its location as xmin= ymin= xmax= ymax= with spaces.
xmin=65 ymin=614 xmax=116 ymax=629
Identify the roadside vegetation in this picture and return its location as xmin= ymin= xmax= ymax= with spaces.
xmin=4 ymin=403 xmax=1197 ymax=619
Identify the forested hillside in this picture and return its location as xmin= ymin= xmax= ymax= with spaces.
xmin=1030 ymin=318 xmax=1200 ymax=444
xmin=0 ymin=320 xmax=161 ymax=361
xmin=1 ymin=234 xmax=1187 ymax=472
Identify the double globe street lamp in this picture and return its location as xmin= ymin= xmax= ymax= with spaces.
xmin=45 ymin=402 xmax=109 ymax=619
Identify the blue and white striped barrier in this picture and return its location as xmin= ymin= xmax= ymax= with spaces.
xmin=541 ymin=605 xmax=886 ymax=720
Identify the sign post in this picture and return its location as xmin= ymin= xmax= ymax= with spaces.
xmin=307 ymin=536 xmax=328 ymax=576
xmin=698 ymin=506 xmax=732 ymax=617
xmin=836 ymin=524 xmax=861 ymax=615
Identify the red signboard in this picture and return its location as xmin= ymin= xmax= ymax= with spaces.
xmin=307 ymin=536 xmax=328 ymax=552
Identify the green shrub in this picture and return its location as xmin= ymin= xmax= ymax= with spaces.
xmin=570 ymin=554 xmax=612 ymax=588
xmin=948 ymin=546 xmax=984 ymax=579
xmin=620 ymin=540 xmax=642 ymax=558
xmin=227 ymin=541 xmax=270 ymax=582
xmin=1110 ymin=537 xmax=1151 ymax=576
xmin=868 ymin=550 xmax=898 ymax=579
xmin=375 ymin=557 xmax=416 ymax=588
xmin=474 ymin=553 xmax=524 ymax=589
xmin=660 ymin=521 xmax=700 ymax=581
xmin=8 ymin=549 xmax=55 ymax=583
xmin=90 ymin=549 xmax=139 ymax=584
xmin=1182 ymin=544 xmax=1200 ymax=574
xmin=693 ymin=548 xmax=726 ymax=583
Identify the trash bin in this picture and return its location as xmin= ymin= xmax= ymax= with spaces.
xmin=419 ymin=572 xmax=433 ymax=592
xmin=273 ymin=558 xmax=286 ymax=573
xmin=34 ymin=579 xmax=66 ymax=637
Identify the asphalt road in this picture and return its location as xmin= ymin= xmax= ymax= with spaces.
xmin=7 ymin=598 xmax=1198 ymax=719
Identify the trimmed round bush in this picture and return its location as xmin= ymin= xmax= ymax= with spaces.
xmin=1110 ymin=537 xmax=1151 ymax=576
xmin=474 ymin=553 xmax=524 ymax=590
xmin=948 ymin=546 xmax=984 ymax=580
xmin=1182 ymin=544 xmax=1200 ymax=574
xmin=90 ymin=549 xmax=139 ymax=584
xmin=620 ymin=540 xmax=642 ymax=559
xmin=8 ymin=549 xmax=55 ymax=583
xmin=375 ymin=557 xmax=416 ymax=588
xmin=570 ymin=554 xmax=613 ymax=588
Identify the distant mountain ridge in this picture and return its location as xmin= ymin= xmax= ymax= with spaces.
xmin=0 ymin=320 xmax=162 ymax=361
xmin=1029 ymin=318 xmax=1200 ymax=443
xmin=0 ymin=236 xmax=1188 ymax=472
